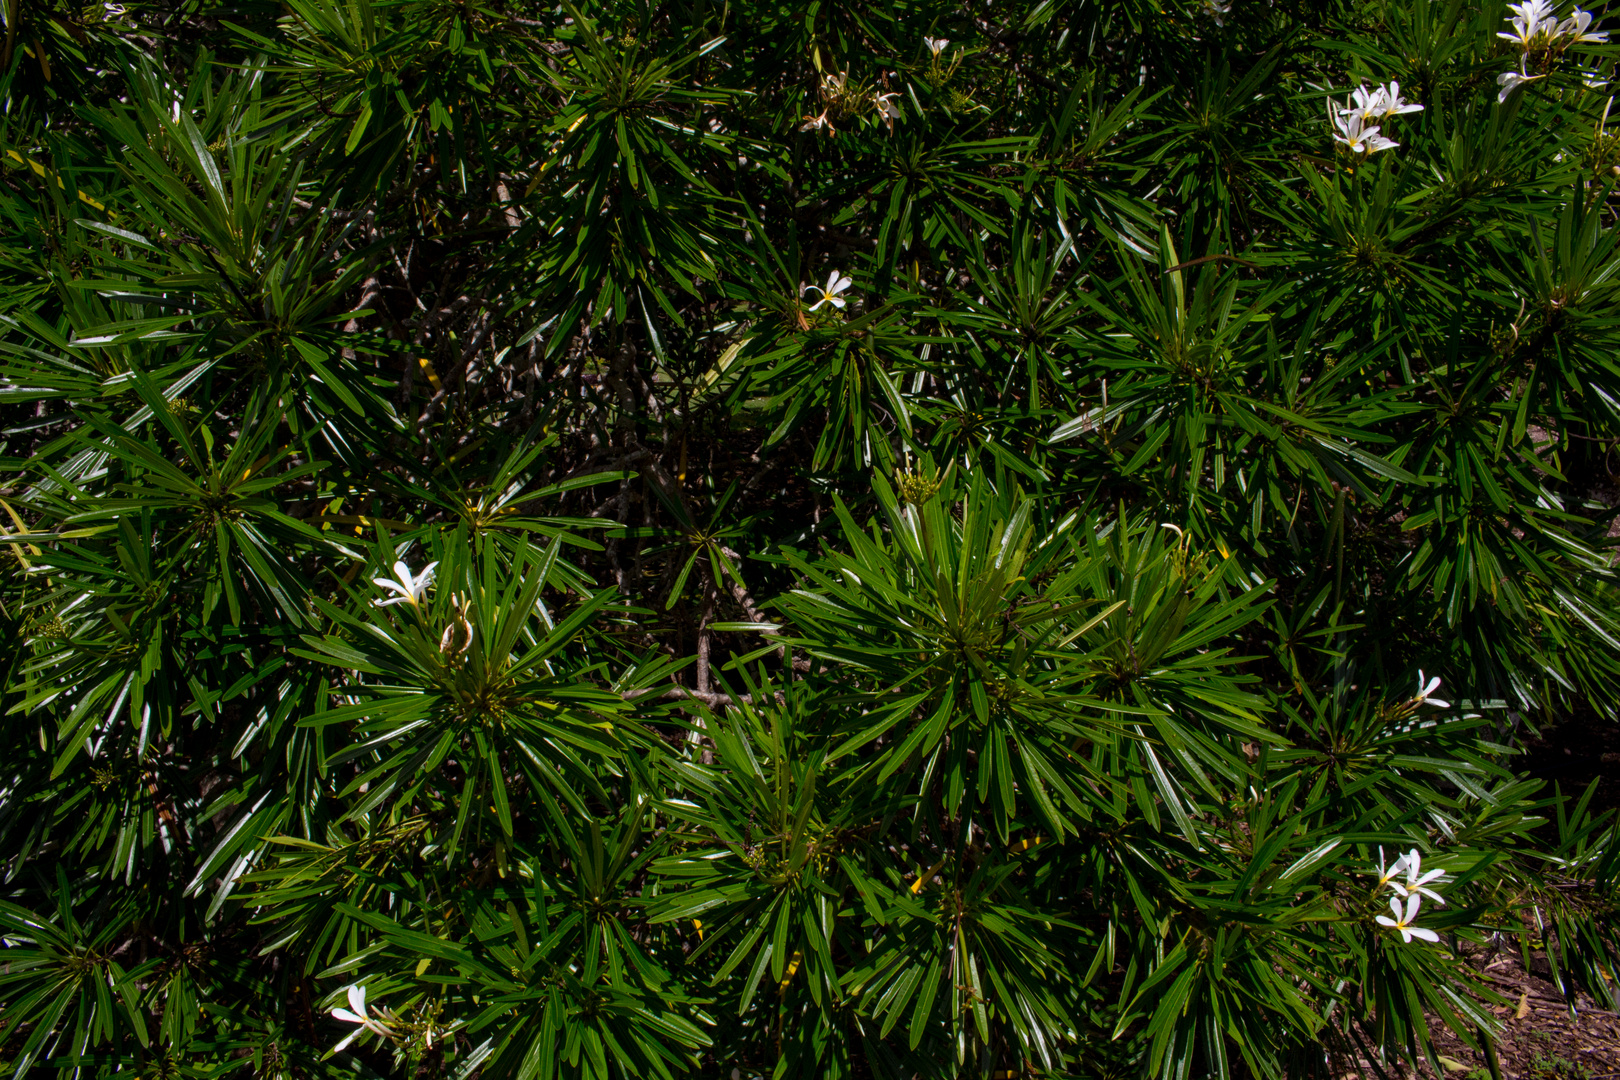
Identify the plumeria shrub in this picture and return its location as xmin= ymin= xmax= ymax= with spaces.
xmin=3 ymin=0 xmax=1620 ymax=1077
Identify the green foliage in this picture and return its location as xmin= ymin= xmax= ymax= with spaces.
xmin=3 ymin=0 xmax=1620 ymax=1076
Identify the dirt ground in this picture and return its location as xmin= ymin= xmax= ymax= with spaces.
xmin=1338 ymin=951 xmax=1620 ymax=1080
xmin=1427 ymin=959 xmax=1619 ymax=1080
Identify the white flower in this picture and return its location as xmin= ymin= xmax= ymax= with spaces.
xmin=1341 ymin=84 xmax=1382 ymax=120
xmin=330 ymin=985 xmax=397 ymax=1053
xmin=1558 ymin=7 xmax=1607 ymax=43
xmin=1498 ymin=0 xmax=1560 ymax=48
xmin=923 ymin=36 xmax=950 ymax=56
xmin=1496 ymin=68 xmax=1545 ymax=102
xmin=1414 ymin=669 xmax=1449 ymax=709
xmin=1331 ymin=109 xmax=1399 ymax=154
xmin=1340 ymin=81 xmax=1422 ymax=121
xmin=1339 ymin=82 xmax=1422 ymax=124
xmin=1374 ymin=845 xmax=1411 ymax=887
xmin=1375 ymin=893 xmax=1441 ymax=943
xmin=798 ymin=110 xmax=832 ymax=133
xmin=372 ymin=560 xmax=438 ymax=607
xmin=1389 ymin=847 xmax=1448 ymax=905
xmin=804 ymin=271 xmax=853 ymax=312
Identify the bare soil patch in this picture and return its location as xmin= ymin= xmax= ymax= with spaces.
xmin=1338 ymin=953 xmax=1620 ymax=1080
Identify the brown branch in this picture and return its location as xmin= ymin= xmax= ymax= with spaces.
xmin=1163 ymin=253 xmax=1261 ymax=273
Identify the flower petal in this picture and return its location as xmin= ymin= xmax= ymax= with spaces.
xmin=1408 ymin=926 xmax=1441 ymax=943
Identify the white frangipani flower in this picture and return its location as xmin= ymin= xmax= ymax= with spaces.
xmin=1557 ymin=7 xmax=1608 ymax=43
xmin=1331 ymin=108 xmax=1399 ymax=155
xmin=1374 ymin=846 xmax=1411 ymax=887
xmin=1414 ymin=669 xmax=1449 ymax=709
xmin=372 ymin=560 xmax=438 ymax=607
xmin=1340 ymin=81 xmax=1423 ymax=121
xmin=804 ymin=270 xmax=854 ymax=312
xmin=330 ymin=985 xmax=398 ymax=1053
xmin=923 ymin=36 xmax=950 ymax=56
xmin=1341 ymin=84 xmax=1382 ymax=120
xmin=1376 ymin=893 xmax=1441 ymax=943
xmin=1497 ymin=68 xmax=1544 ymax=102
xmin=1383 ymin=83 xmax=1421 ymax=116
xmin=1389 ymin=848 xmax=1448 ymax=905
xmin=1499 ymin=0 xmax=1560 ymax=48
xmin=1499 ymin=1 xmax=1606 ymax=49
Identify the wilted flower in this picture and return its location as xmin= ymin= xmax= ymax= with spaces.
xmin=1414 ymin=670 xmax=1449 ymax=709
xmin=331 ymin=985 xmax=397 ymax=1053
xmin=923 ymin=36 xmax=950 ymax=56
xmin=439 ymin=594 xmax=474 ymax=656
xmin=1389 ymin=848 xmax=1448 ymax=905
xmin=1376 ymin=893 xmax=1441 ymax=943
xmin=799 ymin=110 xmax=832 ymax=133
xmin=1331 ymin=108 xmax=1399 ymax=155
xmin=875 ymin=91 xmax=902 ymax=130
xmin=372 ymin=560 xmax=438 ymax=607
xmin=804 ymin=271 xmax=853 ymax=312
